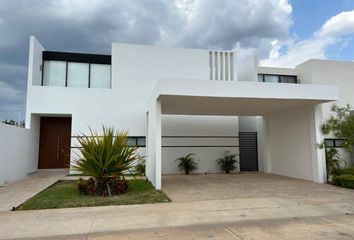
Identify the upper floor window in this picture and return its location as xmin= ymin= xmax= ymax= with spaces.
xmin=258 ymin=74 xmax=297 ymax=84
xmin=41 ymin=51 xmax=111 ymax=89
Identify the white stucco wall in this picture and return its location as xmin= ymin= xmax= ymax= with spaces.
xmin=297 ymin=59 xmax=354 ymax=118
xmin=0 ymin=118 xmax=40 ymax=186
xmin=161 ymin=115 xmax=239 ymax=174
xmin=26 ymin=39 xmax=241 ymax=177
xmin=297 ymin=59 xmax=354 ymax=166
xmin=264 ymin=106 xmax=324 ymax=182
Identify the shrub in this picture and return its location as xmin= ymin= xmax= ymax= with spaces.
xmin=332 ymin=175 xmax=354 ymax=189
xmin=331 ymin=167 xmax=354 ymax=177
xmin=175 ymin=153 xmax=198 ymax=175
xmin=77 ymin=177 xmax=128 ymax=196
xmin=217 ymin=151 xmax=239 ymax=174
xmin=109 ymin=178 xmax=128 ymax=194
xmin=72 ymin=126 xmax=138 ymax=196
xmin=77 ymin=177 xmax=96 ymax=195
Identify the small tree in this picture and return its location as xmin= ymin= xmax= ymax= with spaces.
xmin=321 ymin=104 xmax=354 ymax=153
xmin=320 ymin=104 xmax=354 ymax=180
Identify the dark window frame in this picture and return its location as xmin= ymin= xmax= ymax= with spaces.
xmin=42 ymin=51 xmax=111 ymax=88
xmin=127 ymin=137 xmax=146 ymax=147
xmin=258 ymin=73 xmax=297 ymax=84
xmin=324 ymin=138 xmax=346 ymax=148
xmin=42 ymin=60 xmax=111 ymax=88
xmin=43 ymin=51 xmax=111 ymax=64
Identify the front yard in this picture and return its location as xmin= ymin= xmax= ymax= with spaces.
xmin=17 ymin=180 xmax=169 ymax=210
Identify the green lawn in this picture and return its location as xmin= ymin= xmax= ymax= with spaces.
xmin=17 ymin=180 xmax=170 ymax=210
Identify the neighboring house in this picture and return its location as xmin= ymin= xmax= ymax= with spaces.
xmin=21 ymin=35 xmax=353 ymax=190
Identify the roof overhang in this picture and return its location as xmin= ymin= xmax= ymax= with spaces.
xmin=149 ymin=78 xmax=339 ymax=116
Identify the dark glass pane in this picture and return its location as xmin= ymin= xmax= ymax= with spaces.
xmin=325 ymin=139 xmax=335 ymax=147
xmin=137 ymin=137 xmax=146 ymax=147
xmin=334 ymin=139 xmax=344 ymax=148
xmin=127 ymin=137 xmax=137 ymax=146
xmin=280 ymin=75 xmax=297 ymax=83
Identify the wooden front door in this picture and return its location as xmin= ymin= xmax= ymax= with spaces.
xmin=38 ymin=117 xmax=72 ymax=169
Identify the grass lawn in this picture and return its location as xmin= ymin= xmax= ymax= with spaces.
xmin=17 ymin=180 xmax=170 ymax=210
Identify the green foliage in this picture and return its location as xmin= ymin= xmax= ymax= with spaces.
xmin=321 ymin=104 xmax=354 ymax=153
xmin=71 ymin=126 xmax=138 ymax=195
xmin=175 ymin=153 xmax=198 ymax=175
xmin=217 ymin=151 xmax=239 ymax=173
xmin=2 ymin=119 xmax=25 ymax=127
xmin=17 ymin=180 xmax=169 ymax=210
xmin=324 ymin=148 xmax=341 ymax=181
xmin=331 ymin=167 xmax=354 ymax=177
xmin=332 ymin=175 xmax=354 ymax=189
xmin=134 ymin=154 xmax=146 ymax=176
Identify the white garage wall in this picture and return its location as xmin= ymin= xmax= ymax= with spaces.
xmin=161 ymin=115 xmax=239 ymax=174
xmin=264 ymin=106 xmax=316 ymax=181
xmin=0 ymin=117 xmax=40 ymax=186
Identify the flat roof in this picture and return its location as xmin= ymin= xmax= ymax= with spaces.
xmin=149 ymin=79 xmax=338 ymax=116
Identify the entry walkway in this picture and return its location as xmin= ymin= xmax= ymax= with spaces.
xmin=0 ymin=172 xmax=65 ymax=211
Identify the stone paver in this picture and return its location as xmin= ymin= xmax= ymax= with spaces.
xmin=0 ymin=173 xmax=353 ymax=239
xmin=0 ymin=172 xmax=65 ymax=211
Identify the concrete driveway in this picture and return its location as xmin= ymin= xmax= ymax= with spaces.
xmin=162 ymin=172 xmax=354 ymax=202
xmin=0 ymin=173 xmax=353 ymax=239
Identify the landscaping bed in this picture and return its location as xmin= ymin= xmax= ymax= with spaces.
xmin=330 ymin=167 xmax=354 ymax=189
xmin=17 ymin=180 xmax=169 ymax=210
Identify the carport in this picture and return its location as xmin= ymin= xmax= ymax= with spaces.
xmin=146 ymin=78 xmax=338 ymax=189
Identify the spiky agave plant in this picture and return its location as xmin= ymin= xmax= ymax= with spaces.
xmin=175 ymin=153 xmax=198 ymax=175
xmin=217 ymin=151 xmax=238 ymax=174
xmin=72 ymin=126 xmax=138 ymax=194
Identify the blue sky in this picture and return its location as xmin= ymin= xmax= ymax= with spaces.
xmin=289 ymin=0 xmax=354 ymax=61
xmin=0 ymin=0 xmax=354 ymax=121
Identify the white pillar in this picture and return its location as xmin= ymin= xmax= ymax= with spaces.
xmin=146 ymin=100 xmax=162 ymax=189
xmin=310 ymin=105 xmax=327 ymax=183
xmin=262 ymin=116 xmax=272 ymax=173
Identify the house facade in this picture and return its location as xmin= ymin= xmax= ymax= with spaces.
xmin=24 ymin=36 xmax=352 ymax=190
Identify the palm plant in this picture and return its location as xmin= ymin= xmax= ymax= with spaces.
xmin=72 ymin=126 xmax=138 ymax=194
xmin=217 ymin=151 xmax=238 ymax=174
xmin=134 ymin=154 xmax=146 ymax=176
xmin=325 ymin=147 xmax=341 ymax=181
xmin=175 ymin=153 xmax=198 ymax=175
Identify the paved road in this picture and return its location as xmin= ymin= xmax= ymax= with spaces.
xmin=0 ymin=195 xmax=353 ymax=239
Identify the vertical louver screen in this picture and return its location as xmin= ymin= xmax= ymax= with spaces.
xmin=239 ymin=132 xmax=258 ymax=171
xmin=209 ymin=51 xmax=234 ymax=81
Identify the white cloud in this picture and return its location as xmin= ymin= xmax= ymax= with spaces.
xmin=0 ymin=0 xmax=293 ymax=119
xmin=261 ymin=9 xmax=354 ymax=67
xmin=316 ymin=10 xmax=354 ymax=38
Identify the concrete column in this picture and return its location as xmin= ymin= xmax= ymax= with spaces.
xmin=262 ymin=116 xmax=272 ymax=173
xmin=310 ymin=105 xmax=327 ymax=183
xmin=146 ymin=100 xmax=162 ymax=189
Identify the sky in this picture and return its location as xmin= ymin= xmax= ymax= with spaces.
xmin=0 ymin=0 xmax=354 ymax=121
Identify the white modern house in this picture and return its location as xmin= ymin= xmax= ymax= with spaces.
xmin=4 ymin=35 xmax=354 ymax=188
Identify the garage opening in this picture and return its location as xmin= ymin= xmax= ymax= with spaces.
xmin=146 ymin=79 xmax=337 ymax=189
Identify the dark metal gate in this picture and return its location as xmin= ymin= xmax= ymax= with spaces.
xmin=239 ymin=132 xmax=258 ymax=171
